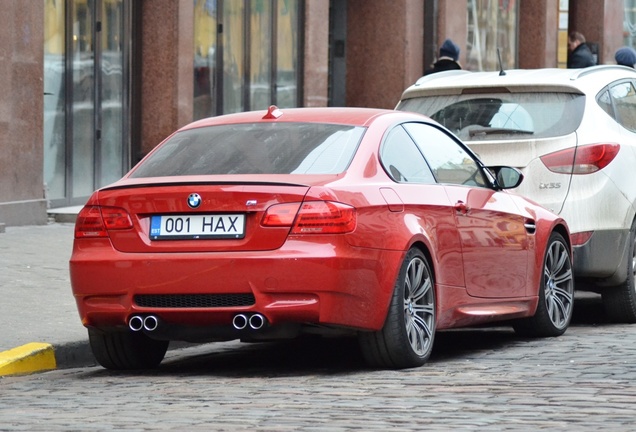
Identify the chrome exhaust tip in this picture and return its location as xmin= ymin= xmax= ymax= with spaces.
xmin=128 ymin=315 xmax=144 ymax=332
xmin=143 ymin=315 xmax=159 ymax=332
xmin=249 ymin=313 xmax=266 ymax=330
xmin=232 ymin=314 xmax=248 ymax=330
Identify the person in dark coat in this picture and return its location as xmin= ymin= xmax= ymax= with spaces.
xmin=567 ymin=31 xmax=596 ymax=68
xmin=424 ymin=39 xmax=462 ymax=75
xmin=615 ymin=46 xmax=636 ymax=68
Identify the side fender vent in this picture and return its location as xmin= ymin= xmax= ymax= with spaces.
xmin=524 ymin=219 xmax=536 ymax=235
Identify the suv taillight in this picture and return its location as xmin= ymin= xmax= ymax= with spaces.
xmin=262 ymin=201 xmax=356 ymax=234
xmin=540 ymin=144 xmax=620 ymax=174
xmin=75 ymin=205 xmax=133 ymax=238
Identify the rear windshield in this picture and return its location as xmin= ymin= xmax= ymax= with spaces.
xmin=397 ymin=92 xmax=585 ymax=141
xmin=130 ymin=123 xmax=365 ymax=178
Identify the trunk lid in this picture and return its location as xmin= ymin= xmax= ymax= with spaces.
xmin=95 ymin=177 xmax=328 ymax=253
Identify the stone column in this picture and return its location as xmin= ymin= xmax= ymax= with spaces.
xmin=0 ymin=1 xmax=47 ymax=226
xmin=303 ymin=1 xmax=329 ymax=107
xmin=346 ymin=0 xmax=424 ymax=109
xmin=139 ymin=0 xmax=194 ymax=157
xmin=518 ymin=0 xmax=559 ymax=68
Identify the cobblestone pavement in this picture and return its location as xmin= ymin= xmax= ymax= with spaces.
xmin=1 ymin=297 xmax=636 ymax=431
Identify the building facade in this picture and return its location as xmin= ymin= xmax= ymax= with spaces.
xmin=0 ymin=0 xmax=630 ymax=226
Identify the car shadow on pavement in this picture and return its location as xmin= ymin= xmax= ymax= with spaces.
xmin=571 ymin=291 xmax=609 ymax=325
xmin=81 ymin=330 xmax=523 ymax=378
xmin=77 ymin=293 xmax=611 ymax=377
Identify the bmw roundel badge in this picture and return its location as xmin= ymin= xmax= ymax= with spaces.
xmin=187 ymin=193 xmax=202 ymax=209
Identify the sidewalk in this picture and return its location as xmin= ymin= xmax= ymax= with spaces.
xmin=0 ymin=222 xmax=97 ymax=374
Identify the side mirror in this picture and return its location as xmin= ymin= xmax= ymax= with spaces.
xmin=487 ymin=166 xmax=524 ymax=189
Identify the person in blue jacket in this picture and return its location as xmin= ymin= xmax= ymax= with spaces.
xmin=424 ymin=39 xmax=462 ymax=75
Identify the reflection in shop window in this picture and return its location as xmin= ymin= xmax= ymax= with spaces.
xmin=276 ymin=0 xmax=299 ymax=108
xmin=624 ymin=0 xmax=636 ymax=48
xmin=44 ymin=0 xmax=66 ymax=201
xmin=250 ymin=0 xmax=273 ymax=111
xmin=194 ymin=0 xmax=218 ymax=119
xmin=193 ymin=0 xmax=301 ymax=120
xmin=466 ymin=0 xmax=518 ymax=71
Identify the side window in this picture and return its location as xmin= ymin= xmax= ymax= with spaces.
xmin=610 ymin=81 xmax=636 ymax=131
xmin=379 ymin=126 xmax=435 ymax=184
xmin=403 ymin=122 xmax=488 ymax=187
xmin=597 ymin=89 xmax=614 ymax=117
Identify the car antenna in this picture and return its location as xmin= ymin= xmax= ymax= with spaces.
xmin=497 ymin=48 xmax=506 ymax=76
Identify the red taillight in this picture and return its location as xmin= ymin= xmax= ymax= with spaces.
xmin=540 ymin=144 xmax=620 ymax=174
xmin=293 ymin=201 xmax=356 ymax=234
xmin=570 ymin=231 xmax=593 ymax=246
xmin=75 ymin=206 xmax=133 ymax=238
xmin=262 ymin=201 xmax=356 ymax=234
xmin=261 ymin=203 xmax=302 ymax=226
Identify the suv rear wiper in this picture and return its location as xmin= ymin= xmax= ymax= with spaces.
xmin=469 ymin=127 xmax=534 ymax=137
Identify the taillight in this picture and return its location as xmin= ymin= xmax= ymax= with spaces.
xmin=261 ymin=203 xmax=302 ymax=226
xmin=570 ymin=231 xmax=593 ymax=246
xmin=262 ymin=201 xmax=356 ymax=234
xmin=75 ymin=206 xmax=133 ymax=238
xmin=540 ymin=144 xmax=620 ymax=174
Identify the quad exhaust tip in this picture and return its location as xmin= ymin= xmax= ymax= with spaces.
xmin=143 ymin=315 xmax=159 ymax=332
xmin=128 ymin=315 xmax=160 ymax=332
xmin=232 ymin=313 xmax=267 ymax=330
xmin=129 ymin=313 xmax=266 ymax=332
xmin=249 ymin=313 xmax=266 ymax=330
xmin=128 ymin=315 xmax=144 ymax=332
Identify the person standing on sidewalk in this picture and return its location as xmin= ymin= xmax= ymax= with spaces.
xmin=615 ymin=46 xmax=636 ymax=68
xmin=424 ymin=39 xmax=462 ymax=75
xmin=567 ymin=31 xmax=595 ymax=68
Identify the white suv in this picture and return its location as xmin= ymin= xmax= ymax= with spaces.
xmin=397 ymin=66 xmax=636 ymax=322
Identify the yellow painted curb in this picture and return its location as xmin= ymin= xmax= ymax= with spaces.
xmin=0 ymin=343 xmax=57 ymax=376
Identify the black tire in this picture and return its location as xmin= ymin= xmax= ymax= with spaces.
xmin=602 ymin=220 xmax=636 ymax=323
xmin=88 ymin=328 xmax=168 ymax=370
xmin=513 ymin=232 xmax=574 ymax=337
xmin=359 ymin=248 xmax=436 ymax=369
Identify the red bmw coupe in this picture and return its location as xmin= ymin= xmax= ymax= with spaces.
xmin=70 ymin=106 xmax=574 ymax=370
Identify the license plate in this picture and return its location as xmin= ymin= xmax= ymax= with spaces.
xmin=150 ymin=214 xmax=246 ymax=240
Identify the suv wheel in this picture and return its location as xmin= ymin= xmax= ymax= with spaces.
xmin=602 ymin=220 xmax=636 ymax=323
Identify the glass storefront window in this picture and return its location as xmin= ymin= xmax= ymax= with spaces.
xmin=193 ymin=0 xmax=301 ymax=120
xmin=194 ymin=0 xmax=218 ymax=119
xmin=249 ymin=0 xmax=272 ymax=110
xmin=100 ymin=0 xmax=126 ymax=187
xmin=71 ymin=0 xmax=96 ymax=198
xmin=43 ymin=0 xmax=131 ymax=206
xmin=44 ymin=0 xmax=67 ymax=201
xmin=276 ymin=0 xmax=299 ymax=108
xmin=466 ymin=0 xmax=518 ymax=71
xmin=223 ymin=0 xmax=245 ymax=114
xmin=624 ymin=0 xmax=636 ymax=47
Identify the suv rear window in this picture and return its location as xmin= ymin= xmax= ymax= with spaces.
xmin=130 ymin=123 xmax=365 ymax=177
xmin=397 ymin=92 xmax=585 ymax=141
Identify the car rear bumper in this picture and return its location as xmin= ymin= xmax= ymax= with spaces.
xmin=70 ymin=237 xmax=404 ymax=336
xmin=573 ymin=228 xmax=630 ymax=285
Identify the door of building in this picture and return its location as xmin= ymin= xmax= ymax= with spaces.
xmin=44 ymin=0 xmax=131 ymax=208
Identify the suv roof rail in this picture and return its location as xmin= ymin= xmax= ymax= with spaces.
xmin=414 ymin=70 xmax=471 ymax=86
xmin=571 ymin=64 xmax=636 ymax=80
